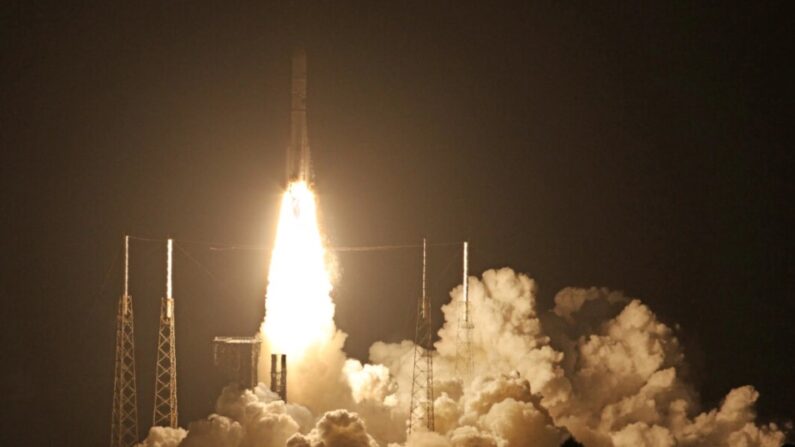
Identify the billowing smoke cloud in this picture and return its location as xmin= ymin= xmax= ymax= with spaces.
xmin=287 ymin=410 xmax=380 ymax=447
xmin=137 ymin=268 xmax=788 ymax=447
xmin=137 ymin=426 xmax=187 ymax=447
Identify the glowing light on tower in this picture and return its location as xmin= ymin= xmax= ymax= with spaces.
xmin=261 ymin=181 xmax=334 ymax=359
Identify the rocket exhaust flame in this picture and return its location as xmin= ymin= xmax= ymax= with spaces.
xmin=261 ymin=181 xmax=334 ymax=359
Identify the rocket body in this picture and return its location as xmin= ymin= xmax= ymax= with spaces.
xmin=287 ymin=48 xmax=312 ymax=184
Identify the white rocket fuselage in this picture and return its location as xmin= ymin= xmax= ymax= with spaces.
xmin=287 ymin=48 xmax=311 ymax=184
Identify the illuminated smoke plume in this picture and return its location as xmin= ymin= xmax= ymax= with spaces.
xmin=136 ymin=182 xmax=787 ymax=446
xmin=138 ymin=266 xmax=788 ymax=447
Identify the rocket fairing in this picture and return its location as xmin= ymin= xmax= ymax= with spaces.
xmin=286 ymin=48 xmax=312 ymax=185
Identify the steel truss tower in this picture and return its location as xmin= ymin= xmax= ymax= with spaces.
xmin=111 ymin=236 xmax=139 ymax=447
xmin=409 ymin=238 xmax=434 ymax=434
xmin=455 ymin=241 xmax=474 ymax=382
xmin=153 ymin=239 xmax=178 ymax=428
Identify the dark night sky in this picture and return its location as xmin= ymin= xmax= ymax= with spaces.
xmin=1 ymin=2 xmax=792 ymax=445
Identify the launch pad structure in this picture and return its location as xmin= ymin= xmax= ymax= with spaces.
xmin=270 ymin=353 xmax=288 ymax=401
xmin=409 ymin=238 xmax=435 ymax=434
xmin=109 ymin=237 xmax=180 ymax=446
xmin=409 ymin=240 xmax=474 ymax=435
xmin=212 ymin=337 xmax=262 ymax=390
xmin=455 ymin=242 xmax=473 ymax=380
xmin=152 ymin=239 xmax=179 ymax=428
xmin=210 ymin=337 xmax=287 ymax=402
xmin=110 ymin=236 xmax=139 ymax=447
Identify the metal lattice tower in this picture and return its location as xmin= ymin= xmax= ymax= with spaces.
xmin=455 ymin=241 xmax=474 ymax=382
xmin=409 ymin=238 xmax=434 ymax=434
xmin=153 ymin=239 xmax=178 ymax=428
xmin=110 ymin=236 xmax=139 ymax=447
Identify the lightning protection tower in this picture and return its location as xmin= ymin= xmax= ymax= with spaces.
xmin=455 ymin=241 xmax=474 ymax=382
xmin=110 ymin=236 xmax=140 ymax=447
xmin=152 ymin=239 xmax=178 ymax=428
xmin=409 ymin=238 xmax=434 ymax=434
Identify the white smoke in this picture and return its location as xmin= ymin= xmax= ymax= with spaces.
xmin=137 ymin=268 xmax=788 ymax=447
xmin=287 ymin=410 xmax=380 ymax=447
xmin=137 ymin=426 xmax=187 ymax=447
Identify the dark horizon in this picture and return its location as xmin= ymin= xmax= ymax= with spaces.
xmin=2 ymin=2 xmax=792 ymax=445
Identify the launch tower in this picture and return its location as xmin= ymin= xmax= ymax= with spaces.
xmin=152 ymin=239 xmax=178 ymax=428
xmin=409 ymin=238 xmax=435 ymax=434
xmin=455 ymin=241 xmax=474 ymax=381
xmin=110 ymin=236 xmax=139 ymax=447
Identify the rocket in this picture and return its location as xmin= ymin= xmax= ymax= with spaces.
xmin=286 ymin=47 xmax=312 ymax=185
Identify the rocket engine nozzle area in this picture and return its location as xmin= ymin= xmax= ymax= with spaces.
xmin=287 ymin=47 xmax=312 ymax=185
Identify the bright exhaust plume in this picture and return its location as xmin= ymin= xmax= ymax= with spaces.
xmin=261 ymin=181 xmax=334 ymax=358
